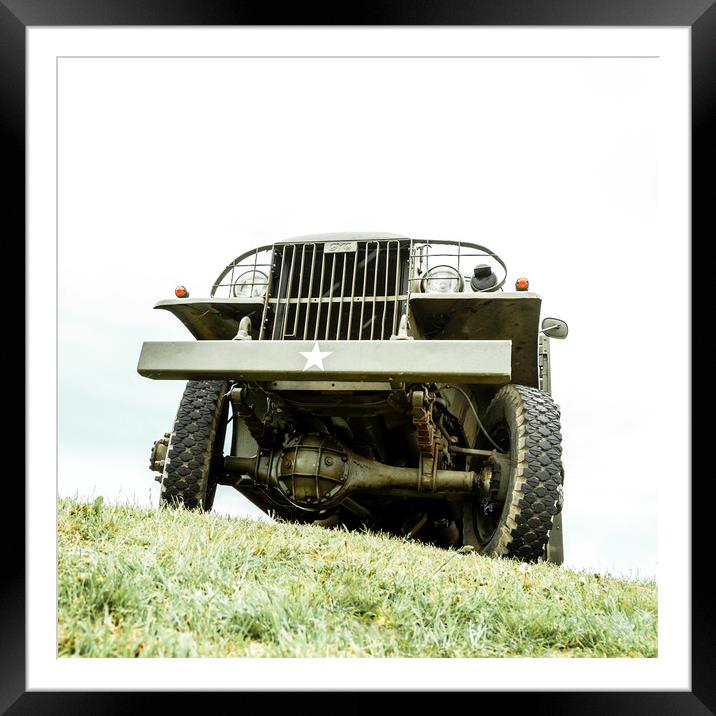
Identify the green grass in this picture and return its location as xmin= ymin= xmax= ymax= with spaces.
xmin=58 ymin=496 xmax=657 ymax=658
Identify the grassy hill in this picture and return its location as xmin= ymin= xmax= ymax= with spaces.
xmin=58 ymin=497 xmax=657 ymax=658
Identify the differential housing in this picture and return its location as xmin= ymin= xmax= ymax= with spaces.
xmin=278 ymin=433 xmax=350 ymax=509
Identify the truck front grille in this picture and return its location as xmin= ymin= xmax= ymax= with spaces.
xmin=261 ymin=240 xmax=408 ymax=341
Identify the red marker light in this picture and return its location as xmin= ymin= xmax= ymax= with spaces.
xmin=175 ymin=285 xmax=189 ymax=298
xmin=515 ymin=277 xmax=529 ymax=291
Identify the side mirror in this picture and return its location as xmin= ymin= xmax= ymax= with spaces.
xmin=541 ymin=317 xmax=568 ymax=339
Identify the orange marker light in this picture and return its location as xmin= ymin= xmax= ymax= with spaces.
xmin=515 ymin=277 xmax=529 ymax=291
xmin=175 ymin=285 xmax=189 ymax=298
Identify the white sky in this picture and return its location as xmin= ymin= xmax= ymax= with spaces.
xmin=55 ymin=34 xmax=689 ymax=581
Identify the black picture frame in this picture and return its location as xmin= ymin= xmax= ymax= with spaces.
xmin=6 ymin=1 xmax=706 ymax=713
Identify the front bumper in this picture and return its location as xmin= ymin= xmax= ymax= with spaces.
xmin=137 ymin=339 xmax=512 ymax=384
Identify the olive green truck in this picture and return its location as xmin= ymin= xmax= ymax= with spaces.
xmin=138 ymin=232 xmax=567 ymax=563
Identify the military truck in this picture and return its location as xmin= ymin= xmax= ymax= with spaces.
xmin=138 ymin=232 xmax=567 ymax=563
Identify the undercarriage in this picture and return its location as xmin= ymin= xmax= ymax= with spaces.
xmin=218 ymin=381 xmax=496 ymax=549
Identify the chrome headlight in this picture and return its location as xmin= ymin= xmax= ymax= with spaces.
xmin=232 ymin=269 xmax=269 ymax=298
xmin=421 ymin=265 xmax=464 ymax=294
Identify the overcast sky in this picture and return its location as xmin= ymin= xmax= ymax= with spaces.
xmin=57 ymin=40 xmax=689 ymax=579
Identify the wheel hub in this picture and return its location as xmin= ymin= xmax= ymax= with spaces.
xmin=477 ymin=453 xmax=509 ymax=504
xmin=149 ymin=432 xmax=170 ymax=474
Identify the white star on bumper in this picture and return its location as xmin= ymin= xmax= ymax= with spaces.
xmin=299 ymin=342 xmax=333 ymax=371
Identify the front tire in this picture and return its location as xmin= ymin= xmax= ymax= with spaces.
xmin=159 ymin=380 xmax=230 ymax=511
xmin=462 ymin=384 xmax=563 ymax=561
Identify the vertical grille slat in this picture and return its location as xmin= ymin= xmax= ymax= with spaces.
xmin=392 ymin=241 xmax=401 ymax=337
xmin=336 ymin=253 xmax=348 ymax=339
xmin=271 ymin=245 xmax=288 ymax=340
xmin=303 ymin=244 xmax=317 ymax=340
xmin=359 ymin=243 xmax=370 ymax=341
xmin=314 ymin=249 xmax=328 ymax=340
xmin=370 ymin=243 xmax=380 ymax=340
xmin=266 ymin=239 xmax=407 ymax=341
xmin=347 ymin=248 xmax=359 ymax=338
xmin=381 ymin=243 xmax=391 ymax=339
xmin=290 ymin=244 xmax=307 ymax=338
xmin=280 ymin=245 xmax=297 ymax=340
xmin=324 ymin=254 xmax=338 ymax=341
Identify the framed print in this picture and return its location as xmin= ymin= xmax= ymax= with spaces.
xmin=6 ymin=0 xmax=708 ymax=711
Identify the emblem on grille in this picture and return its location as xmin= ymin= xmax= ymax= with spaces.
xmin=324 ymin=241 xmax=358 ymax=254
xmin=300 ymin=342 xmax=333 ymax=371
